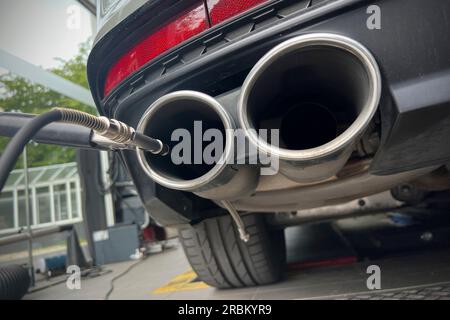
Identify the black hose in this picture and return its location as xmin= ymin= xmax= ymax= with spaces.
xmin=0 ymin=109 xmax=62 ymax=192
xmin=0 ymin=108 xmax=169 ymax=193
xmin=0 ymin=265 xmax=31 ymax=300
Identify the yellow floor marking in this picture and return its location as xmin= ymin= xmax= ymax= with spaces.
xmin=153 ymin=269 xmax=210 ymax=294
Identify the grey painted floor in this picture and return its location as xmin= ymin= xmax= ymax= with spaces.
xmin=24 ymin=243 xmax=450 ymax=300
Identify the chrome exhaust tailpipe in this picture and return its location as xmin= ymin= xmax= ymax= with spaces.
xmin=137 ymin=91 xmax=259 ymax=200
xmin=238 ymin=33 xmax=381 ymax=183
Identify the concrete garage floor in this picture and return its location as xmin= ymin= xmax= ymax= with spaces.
xmin=24 ymin=224 xmax=450 ymax=300
xmin=24 ymin=245 xmax=450 ymax=300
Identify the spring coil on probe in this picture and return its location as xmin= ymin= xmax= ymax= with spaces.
xmin=50 ymin=107 xmax=168 ymax=154
xmin=54 ymin=108 xmax=109 ymax=132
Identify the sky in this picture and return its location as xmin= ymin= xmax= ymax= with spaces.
xmin=0 ymin=0 xmax=95 ymax=69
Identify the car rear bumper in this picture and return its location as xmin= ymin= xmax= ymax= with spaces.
xmin=87 ymin=0 xmax=450 ymax=225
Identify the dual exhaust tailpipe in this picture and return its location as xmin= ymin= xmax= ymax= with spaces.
xmin=137 ymin=91 xmax=260 ymax=200
xmin=238 ymin=33 xmax=382 ymax=183
xmin=137 ymin=33 xmax=382 ymax=200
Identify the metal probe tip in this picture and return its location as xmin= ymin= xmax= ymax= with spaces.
xmin=158 ymin=141 xmax=170 ymax=156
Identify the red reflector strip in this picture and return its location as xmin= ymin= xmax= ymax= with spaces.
xmin=104 ymin=3 xmax=208 ymax=96
xmin=207 ymin=0 xmax=269 ymax=25
xmin=288 ymin=256 xmax=358 ymax=271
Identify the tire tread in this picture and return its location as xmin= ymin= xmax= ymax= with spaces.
xmin=179 ymin=213 xmax=285 ymax=289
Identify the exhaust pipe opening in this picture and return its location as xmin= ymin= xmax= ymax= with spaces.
xmin=245 ymin=40 xmax=375 ymax=151
xmin=280 ymin=102 xmax=338 ymax=150
xmin=142 ymin=98 xmax=226 ymax=182
xmin=239 ymin=33 xmax=381 ymax=182
xmin=137 ymin=91 xmax=259 ymax=199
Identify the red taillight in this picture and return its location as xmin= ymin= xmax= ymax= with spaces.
xmin=103 ymin=0 xmax=270 ymax=97
xmin=104 ymin=3 xmax=208 ymax=96
xmin=206 ymin=0 xmax=269 ymax=25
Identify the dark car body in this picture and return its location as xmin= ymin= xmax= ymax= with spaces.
xmin=87 ymin=0 xmax=450 ymax=226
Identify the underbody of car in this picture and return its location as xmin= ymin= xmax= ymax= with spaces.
xmin=87 ymin=0 xmax=450 ymax=287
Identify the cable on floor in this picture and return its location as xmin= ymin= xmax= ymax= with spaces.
xmin=104 ymin=256 xmax=148 ymax=300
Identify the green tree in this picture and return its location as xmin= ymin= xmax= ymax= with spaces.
xmin=0 ymin=40 xmax=94 ymax=168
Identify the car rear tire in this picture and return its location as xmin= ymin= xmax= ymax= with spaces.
xmin=179 ymin=213 xmax=286 ymax=289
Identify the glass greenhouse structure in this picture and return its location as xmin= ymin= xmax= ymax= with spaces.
xmin=0 ymin=163 xmax=83 ymax=235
